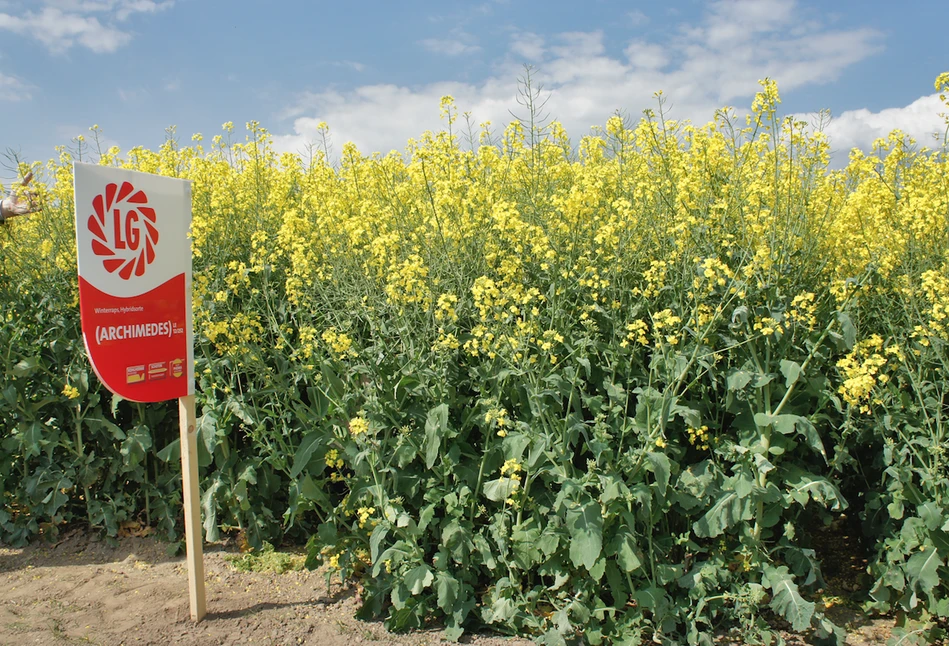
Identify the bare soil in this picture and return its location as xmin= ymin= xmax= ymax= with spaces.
xmin=0 ymin=529 xmax=898 ymax=645
xmin=0 ymin=531 xmax=530 ymax=646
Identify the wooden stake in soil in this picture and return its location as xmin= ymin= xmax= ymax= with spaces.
xmin=73 ymin=164 xmax=203 ymax=622
xmin=179 ymin=394 xmax=206 ymax=622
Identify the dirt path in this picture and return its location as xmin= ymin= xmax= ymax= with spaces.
xmin=0 ymin=532 xmax=530 ymax=646
xmin=0 ymin=531 xmax=898 ymax=645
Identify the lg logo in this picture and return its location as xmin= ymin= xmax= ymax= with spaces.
xmin=87 ymin=181 xmax=160 ymax=280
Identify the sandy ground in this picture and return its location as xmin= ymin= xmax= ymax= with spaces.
xmin=0 ymin=531 xmax=898 ymax=646
xmin=0 ymin=531 xmax=532 ymax=646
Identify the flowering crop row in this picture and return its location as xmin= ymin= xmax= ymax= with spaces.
xmin=1 ymin=75 xmax=949 ymax=643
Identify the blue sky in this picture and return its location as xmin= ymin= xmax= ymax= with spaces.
xmin=1 ymin=0 xmax=947 ymax=180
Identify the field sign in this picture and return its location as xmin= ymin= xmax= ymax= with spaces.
xmin=74 ymin=163 xmax=206 ymax=621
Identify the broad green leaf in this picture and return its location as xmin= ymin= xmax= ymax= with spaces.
xmin=837 ymin=311 xmax=856 ymax=349
xmin=321 ymin=363 xmax=345 ymax=398
xmin=726 ymin=370 xmax=753 ymax=391
xmin=757 ymin=413 xmax=827 ymax=462
xmin=567 ymin=500 xmax=603 ymax=571
xmin=502 ymin=432 xmax=531 ymax=461
xmin=120 ymin=424 xmax=152 ymax=468
xmin=536 ymin=531 xmax=560 ymax=557
xmin=779 ymin=360 xmax=802 ymax=388
xmin=196 ymin=410 xmax=219 ymax=455
xmin=763 ymin=565 xmax=814 ymax=632
xmin=472 ymin=533 xmax=497 ymax=570
xmin=540 ymin=628 xmax=568 ymax=646
xmin=26 ymin=465 xmax=73 ymax=513
xmin=442 ymin=520 xmax=473 ymax=562
xmin=289 ymin=432 xmax=322 ymax=479
xmin=784 ymin=468 xmax=847 ymax=511
xmin=20 ymin=421 xmax=44 ymax=459
xmin=635 ymin=586 xmax=669 ymax=613
xmin=418 ymin=504 xmax=435 ymax=534
xmin=424 ymin=403 xmax=448 ymax=469
xmin=918 ymin=502 xmax=943 ymax=531
xmin=693 ymin=491 xmax=754 ymax=538
xmin=443 ymin=625 xmax=464 ymax=642
xmin=318 ymin=521 xmax=338 ymax=545
xmin=646 ymin=451 xmax=670 ymax=493
xmin=226 ymin=399 xmax=255 ymax=425
xmin=84 ymin=414 xmax=126 ymax=440
xmin=12 ymin=357 xmax=40 ymax=378
xmin=369 ymin=524 xmax=388 ymax=569
xmin=201 ymin=477 xmax=224 ymax=542
xmin=609 ymin=531 xmax=642 ymax=572
xmin=404 ymin=564 xmax=434 ymax=595
xmin=605 ymin=565 xmax=628 ymax=606
xmin=237 ymin=464 xmax=257 ymax=484
xmin=156 ymin=438 xmax=180 ymax=463
xmin=435 ymin=571 xmax=460 ymax=610
xmin=483 ymin=478 xmax=518 ymax=502
xmin=486 ymin=597 xmax=517 ymax=623
xmin=298 ymin=475 xmax=329 ymax=507
xmin=599 ymin=474 xmax=628 ymax=503
xmin=754 ymin=453 xmax=775 ymax=475
xmin=390 ymin=583 xmax=409 ymax=610
xmin=907 ymin=547 xmax=942 ymax=595
xmin=752 ymin=373 xmax=775 ymax=388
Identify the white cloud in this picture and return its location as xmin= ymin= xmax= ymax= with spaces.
xmin=117 ymin=86 xmax=148 ymax=102
xmin=509 ymin=32 xmax=544 ymax=62
xmin=0 ymin=70 xmax=31 ymax=101
xmin=624 ymin=41 xmax=668 ymax=71
xmin=626 ymin=10 xmax=649 ymax=27
xmin=800 ymin=94 xmax=948 ymax=161
xmin=336 ymin=60 xmax=366 ymax=73
xmin=419 ymin=31 xmax=481 ymax=57
xmin=273 ymin=0 xmax=937 ymax=163
xmin=0 ymin=0 xmax=173 ymax=53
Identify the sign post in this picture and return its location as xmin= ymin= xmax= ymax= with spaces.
xmin=73 ymin=163 xmax=206 ymax=621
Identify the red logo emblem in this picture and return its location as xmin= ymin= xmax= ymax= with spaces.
xmin=88 ymin=182 xmax=159 ymax=279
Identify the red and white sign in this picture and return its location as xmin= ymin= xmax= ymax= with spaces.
xmin=74 ymin=163 xmax=194 ymax=403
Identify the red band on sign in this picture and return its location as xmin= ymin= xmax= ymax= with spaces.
xmin=79 ymin=274 xmax=190 ymax=403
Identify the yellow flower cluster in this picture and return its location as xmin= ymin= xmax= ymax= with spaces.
xmin=623 ymin=320 xmax=650 ymax=347
xmin=635 ymin=260 xmax=669 ymax=299
xmin=693 ymin=257 xmax=734 ymax=294
xmin=485 ymin=407 xmax=511 ymax=437
xmin=385 ymin=254 xmax=431 ymax=311
xmin=432 ymin=330 xmax=461 ymax=353
xmin=348 ymin=415 xmax=370 ymax=438
xmin=324 ymin=448 xmax=344 ymax=469
xmin=687 ymin=426 xmax=711 ymax=451
xmin=322 ymin=328 xmax=357 ymax=358
xmin=203 ymin=312 xmax=264 ymax=356
xmin=498 ymin=459 xmax=523 ymax=506
xmin=651 ymin=309 xmax=682 ymax=347
xmin=62 ymin=384 xmax=80 ymax=400
xmin=836 ymin=336 xmax=902 ymax=413
xmin=753 ymin=317 xmax=783 ymax=337
xmin=788 ymin=292 xmax=818 ymax=330
xmin=915 ymin=267 xmax=949 ymax=341
xmin=356 ymin=506 xmax=376 ymax=530
xmin=435 ymin=293 xmax=459 ymax=323
xmin=500 ymin=459 xmax=523 ymax=477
